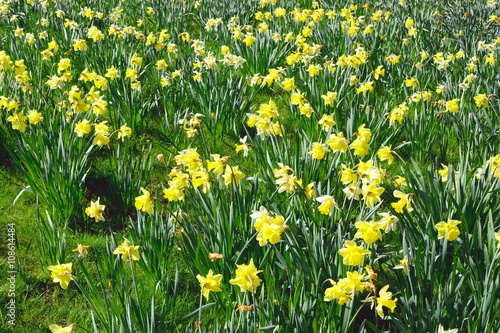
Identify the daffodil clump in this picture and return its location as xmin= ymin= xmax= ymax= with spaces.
xmin=132 ymin=147 xmax=248 ymax=215
xmin=1 ymin=0 xmax=499 ymax=331
xmin=246 ymin=99 xmax=284 ymax=138
xmin=324 ymin=266 xmax=398 ymax=318
xmin=250 ymin=206 xmax=288 ymax=246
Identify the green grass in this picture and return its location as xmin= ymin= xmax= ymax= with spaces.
xmin=0 ymin=168 xmax=89 ymax=331
xmin=0 ymin=167 xmax=200 ymax=332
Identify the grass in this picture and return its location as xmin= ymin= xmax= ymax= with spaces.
xmin=0 ymin=168 xmax=89 ymax=331
xmin=0 ymin=166 xmax=200 ymax=332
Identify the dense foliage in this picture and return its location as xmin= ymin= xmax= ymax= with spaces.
xmin=0 ymin=0 xmax=499 ymax=332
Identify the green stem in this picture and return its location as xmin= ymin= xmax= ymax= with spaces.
xmin=197 ymin=289 xmax=204 ymax=332
xmin=251 ymin=291 xmax=257 ymax=330
xmin=129 ymin=256 xmax=140 ymax=308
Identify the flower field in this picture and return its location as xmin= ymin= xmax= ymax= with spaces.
xmin=0 ymin=0 xmax=499 ymax=331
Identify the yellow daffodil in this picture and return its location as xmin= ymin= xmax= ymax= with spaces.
xmin=350 ymin=137 xmax=370 ymax=157
xmin=162 ymin=181 xmax=186 ymax=202
xmin=307 ymin=64 xmax=321 ymax=76
xmin=254 ymin=212 xmax=287 ymax=246
xmin=85 ymin=198 xmax=105 ymax=221
xmin=324 ymin=280 xmax=350 ymax=305
xmin=105 ymin=66 xmax=120 ymax=79
xmin=299 ymin=103 xmax=314 ymax=117
xmin=372 ymin=65 xmax=385 ymax=80
xmin=130 ymin=53 xmax=143 ymax=67
xmin=14 ymin=60 xmax=27 ymax=73
xmin=357 ymin=81 xmax=375 ymax=94
xmin=377 ymin=146 xmax=394 ymax=164
xmin=435 ymin=219 xmax=461 ymax=241
xmin=223 ymin=165 xmax=246 ymax=186
xmin=49 ymin=324 xmax=75 ymax=333
xmin=316 ymin=195 xmax=338 ymax=215
xmin=354 ymin=221 xmax=384 ymax=244
xmin=87 ymin=26 xmax=104 ymax=42
xmin=290 ymin=91 xmax=305 ymax=106
xmin=324 ymin=271 xmax=365 ymax=305
xmin=340 ymin=164 xmax=357 ymax=184
xmin=113 ymin=239 xmax=140 ymax=261
xmin=135 ymin=187 xmax=154 ymax=214
xmin=117 ymin=124 xmax=132 ymax=141
xmin=206 ymin=154 xmax=229 ymax=174
xmin=243 ymin=33 xmax=257 ymax=46
xmin=48 ymin=263 xmax=73 ymax=290
xmin=445 ymin=99 xmax=460 ymax=113
xmin=281 ymin=77 xmax=296 ymax=91
xmin=251 ymin=206 xmax=271 ymax=230
xmin=438 ymin=164 xmax=450 ymax=181
xmin=303 ymin=182 xmax=316 ymax=198
xmin=229 ymin=259 xmax=262 ymax=292
xmin=338 ymin=240 xmax=371 ymax=266
xmin=196 ymin=269 xmax=223 ymax=300
xmin=321 ymin=91 xmax=338 ymax=106
xmin=376 ymin=285 xmax=397 ymax=317
xmin=318 ymin=114 xmax=336 ymax=131
xmin=72 ymin=39 xmax=88 ymax=51
xmin=74 ymin=120 xmax=91 ymax=137
xmin=326 ymin=132 xmax=349 ymax=153
xmin=393 ymin=176 xmax=407 ymax=189
xmin=474 ymin=94 xmax=489 ymax=107
xmin=92 ymin=133 xmax=110 ymax=146
xmin=7 ymin=112 xmax=27 ymax=132
xmin=27 ymin=110 xmax=43 ymax=125
xmin=361 ymin=182 xmax=385 ymax=207
xmin=72 ymin=244 xmax=90 ymax=257
xmin=391 ymin=191 xmax=413 ymax=213
xmin=485 ymin=154 xmax=500 ymax=178
xmin=404 ymin=77 xmax=418 ymax=88
xmin=308 ymin=142 xmax=329 ymax=160
xmin=405 ymin=17 xmax=414 ymax=28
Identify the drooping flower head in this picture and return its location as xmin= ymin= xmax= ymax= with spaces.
xmin=72 ymin=244 xmax=90 ymax=257
xmin=6 ymin=112 xmax=27 ymax=132
xmin=135 ymin=187 xmax=154 ymax=214
xmin=391 ymin=190 xmax=413 ymax=213
xmin=376 ymin=285 xmax=397 ymax=317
